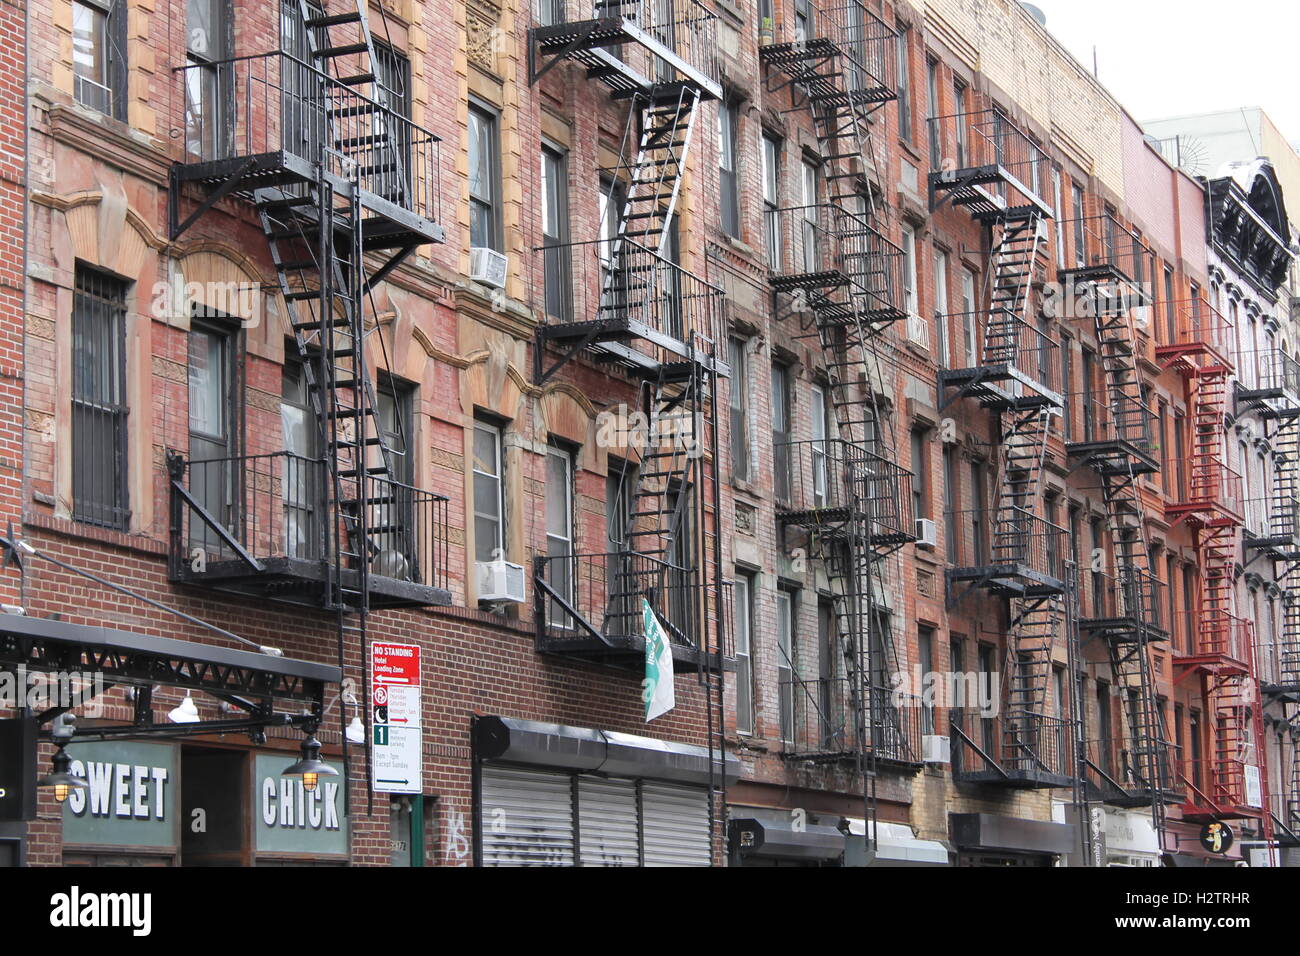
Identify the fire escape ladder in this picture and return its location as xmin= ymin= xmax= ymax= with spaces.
xmin=1001 ymin=594 xmax=1061 ymax=773
xmin=985 ymin=213 xmax=1047 ymax=365
xmin=604 ymin=367 xmax=700 ymax=640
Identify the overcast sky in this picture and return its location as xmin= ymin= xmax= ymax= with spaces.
xmin=1032 ymin=0 xmax=1300 ymax=144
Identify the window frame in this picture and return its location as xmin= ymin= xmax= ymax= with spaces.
xmin=728 ymin=338 xmax=750 ymax=482
xmin=733 ymin=571 xmax=755 ymax=736
xmin=74 ymin=0 xmax=128 ymax=121
xmin=472 ymin=417 xmax=506 ymax=565
xmin=468 ymin=101 xmax=502 ymax=251
xmin=718 ymin=101 xmax=740 ymax=238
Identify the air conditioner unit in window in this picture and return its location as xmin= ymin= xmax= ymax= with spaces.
xmin=906 ymin=312 xmax=930 ymax=349
xmin=921 ymin=734 xmax=950 ymax=764
xmin=470 ymin=247 xmax=508 ymax=289
xmin=915 ymin=517 xmax=937 ymax=549
xmin=476 ymin=560 xmax=525 ymax=605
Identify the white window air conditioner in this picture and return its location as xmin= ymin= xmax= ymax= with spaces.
xmin=915 ymin=517 xmax=937 ymax=550
xmin=470 ymin=247 xmax=508 ymax=289
xmin=906 ymin=312 xmax=930 ymax=349
xmin=921 ymin=734 xmax=950 ymax=764
xmin=476 ymin=560 xmax=525 ymax=605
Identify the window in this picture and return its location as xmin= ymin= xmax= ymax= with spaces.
xmin=968 ymin=460 xmax=986 ymax=564
xmin=895 ymin=25 xmax=912 ymax=141
xmin=1163 ymin=267 xmax=1176 ymax=342
xmin=1189 ymin=710 xmax=1202 ymax=792
xmin=1053 ymin=168 xmax=1064 ymax=267
xmin=605 ymin=458 xmax=636 ymax=627
xmin=810 ymin=384 xmax=831 ymax=507
xmin=718 ymin=102 xmax=739 ymax=238
xmin=926 ymin=58 xmax=941 ymax=167
xmin=1182 ymin=566 xmax=1196 ymax=653
xmin=281 ymin=360 xmax=320 ymax=559
xmin=734 ymin=571 xmax=755 ymax=735
xmin=468 ymin=104 xmax=501 ymax=250
xmin=817 ymin=599 xmax=838 ymax=747
xmin=728 ymin=339 xmax=750 ymax=481
xmin=374 ymin=41 xmax=412 ymax=190
xmin=375 ymin=380 xmax=417 ymax=573
xmin=472 ymin=418 xmax=505 ymax=564
xmin=932 ymin=247 xmax=949 ymax=367
xmin=942 ymin=445 xmax=958 ymax=563
xmin=1096 ymin=681 xmax=1112 ymax=771
xmin=1060 ymin=334 xmax=1073 ymax=441
xmin=280 ymin=0 xmax=326 ymax=162
xmin=901 ymin=224 xmax=918 ymax=316
xmin=1089 ymin=516 xmax=1104 ymax=616
xmin=800 ymin=159 xmax=819 ymax=272
xmin=545 ymin=443 xmax=575 ymax=624
xmin=910 ymin=428 xmax=929 ymax=520
xmin=188 ymin=321 xmax=236 ymax=553
xmin=977 ymin=643 xmax=996 ymax=754
xmin=1082 ymin=348 xmax=1096 ymax=441
xmin=72 ymin=267 xmax=129 ymax=530
xmin=960 ymin=267 xmax=978 ymax=366
xmin=598 ymin=177 xmax=627 ymax=307
xmin=771 ymin=363 xmax=792 ymax=502
xmin=761 ymin=134 xmax=781 ymax=270
xmin=777 ymin=589 xmax=796 ymax=743
xmin=952 ymin=80 xmax=968 ymax=167
xmin=1071 ymin=184 xmax=1086 ymax=267
xmin=918 ymin=626 xmax=934 ymax=735
xmin=185 ymin=0 xmax=231 ymax=158
xmin=541 ymin=145 xmax=570 ymax=320
xmin=536 ymin=0 xmax=564 ymax=27
xmin=74 ymin=0 xmax=127 ymax=120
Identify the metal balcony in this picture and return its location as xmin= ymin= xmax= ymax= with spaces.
xmin=779 ymin=677 xmax=923 ymax=768
xmin=938 ymin=310 xmax=1064 ymax=410
xmin=534 ymin=237 xmax=727 ymax=380
xmin=1164 ymin=456 xmax=1244 ymax=525
xmin=773 ymin=439 xmax=915 ymax=547
xmin=945 ymin=506 xmax=1068 ymax=598
xmin=1078 ymin=567 xmax=1168 ymax=644
xmin=1171 ymin=611 xmax=1252 ymax=680
xmin=529 ymin=0 xmax=721 ymax=100
xmin=167 ymin=451 xmax=452 ymax=610
xmin=1055 ymin=212 xmax=1157 ymax=305
xmin=950 ymin=710 xmax=1073 ymax=789
xmin=532 ymin=551 xmax=725 ymax=671
xmin=1243 ymin=495 xmax=1300 ymax=560
xmin=172 ymin=52 xmax=444 ymax=246
xmin=1154 ymin=297 xmax=1235 ymax=375
xmin=927 ymin=108 xmax=1053 ymax=221
xmin=1235 ymin=347 xmax=1300 ymax=414
xmin=765 ymin=204 xmax=907 ymax=331
xmin=1065 ymin=393 xmax=1159 ymax=476
xmin=1082 ymin=737 xmax=1180 ymax=808
xmin=758 ymin=0 xmax=898 ymax=110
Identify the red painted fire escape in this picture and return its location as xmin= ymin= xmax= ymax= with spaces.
xmin=1158 ymin=299 xmax=1273 ymax=849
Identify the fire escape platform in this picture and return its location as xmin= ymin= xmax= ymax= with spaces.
xmin=928 ymin=167 xmax=1053 ymax=223
xmin=953 ymin=766 xmax=1074 ymax=789
xmin=173 ymin=152 xmax=446 ymax=247
xmin=536 ymin=630 xmax=720 ymax=674
xmin=1064 ymin=438 xmax=1159 ymax=476
xmin=946 ymin=564 xmax=1065 ymax=597
xmin=1055 ymin=262 xmax=1153 ymax=307
xmin=758 ymin=39 xmax=896 ymax=108
xmin=938 ymin=364 xmax=1063 ymax=410
xmin=1243 ymin=530 xmax=1300 ymax=561
xmin=1172 ymin=652 xmax=1249 ymax=681
xmin=537 ymin=318 xmax=729 ymax=379
xmin=171 ymin=557 xmax=452 ymax=611
xmin=531 ymin=19 xmax=722 ymax=101
xmin=1078 ymin=616 xmax=1169 ymax=644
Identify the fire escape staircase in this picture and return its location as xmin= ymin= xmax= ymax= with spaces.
xmin=167 ymin=0 xmax=449 ymax=612
xmin=1061 ymin=275 xmax=1171 ymax=818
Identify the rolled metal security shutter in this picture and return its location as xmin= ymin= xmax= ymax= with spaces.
xmin=641 ymin=782 xmax=710 ymax=866
xmin=479 ymin=765 xmax=574 ymax=866
xmin=577 ymin=776 xmax=639 ymax=866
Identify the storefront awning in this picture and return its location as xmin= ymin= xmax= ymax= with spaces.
xmin=473 ymin=715 xmax=741 ymax=786
xmin=844 ymin=818 xmax=951 ymax=866
xmin=949 ymin=812 xmax=1075 ymax=855
xmin=0 ymin=613 xmax=340 ymax=701
xmin=729 ymin=808 xmax=845 ymax=862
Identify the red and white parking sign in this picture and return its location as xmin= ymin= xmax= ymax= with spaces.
xmin=370 ymin=642 xmax=421 ymax=795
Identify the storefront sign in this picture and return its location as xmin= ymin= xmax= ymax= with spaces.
xmin=371 ymin=641 xmax=422 ymax=794
xmin=253 ymin=754 xmax=347 ymax=856
xmin=1199 ymin=821 xmax=1233 ymax=855
xmin=63 ymin=741 xmax=179 ymax=849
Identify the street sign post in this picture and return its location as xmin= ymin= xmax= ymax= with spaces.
xmin=370 ymin=642 xmax=422 ymax=795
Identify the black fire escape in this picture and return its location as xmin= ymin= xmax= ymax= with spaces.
xmin=760 ymin=3 xmax=921 ymax=834
xmin=930 ymin=104 xmax=1071 ymax=789
xmin=166 ymin=2 xmax=450 ymax=615
xmin=1059 ymin=209 xmax=1172 ymax=826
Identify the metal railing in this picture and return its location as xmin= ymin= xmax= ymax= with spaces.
xmin=1168 ymin=610 xmax=1252 ymax=662
xmin=760 ymin=0 xmax=897 ymax=97
xmin=944 ymin=310 xmax=1060 ymax=391
xmin=534 ymin=0 xmax=719 ymax=85
xmin=1164 ymin=456 xmax=1244 ymax=516
xmin=1056 ymin=212 xmax=1157 ymax=291
xmin=765 ymin=204 xmax=906 ymax=316
xmin=773 ymin=439 xmax=914 ymax=539
xmin=1071 ymin=392 xmax=1155 ymax=454
xmin=168 ymin=451 xmax=449 ymax=591
xmin=926 ymin=107 xmax=1050 ymax=206
xmin=1080 ymin=567 xmax=1166 ymax=630
xmin=1157 ymin=297 xmax=1235 ymax=363
xmin=1083 ymin=736 xmax=1177 ymax=798
xmin=945 ymin=506 xmax=1067 ymax=582
xmin=952 ymin=710 xmax=1072 ymax=779
xmin=1181 ymin=756 xmax=1257 ymax=812
xmin=535 ymin=236 xmax=723 ymax=351
xmin=780 ymin=677 xmax=921 ymax=763
xmin=1236 ymin=347 xmax=1300 ymax=399
xmin=175 ymin=51 xmax=442 ymax=224
xmin=534 ymin=550 xmax=700 ymax=649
